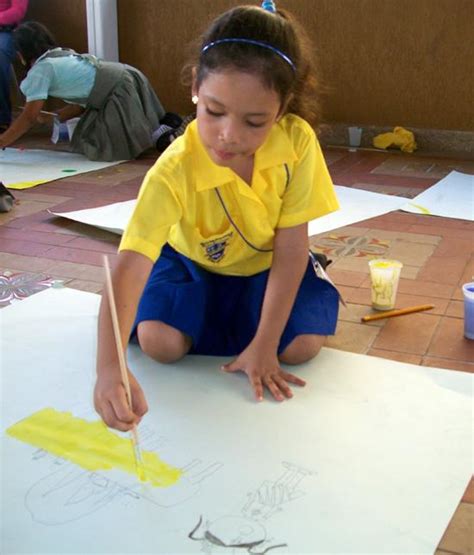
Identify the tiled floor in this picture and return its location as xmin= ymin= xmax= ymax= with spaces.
xmin=1 ymin=131 xmax=473 ymax=553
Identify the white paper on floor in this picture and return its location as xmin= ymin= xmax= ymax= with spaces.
xmin=51 ymin=186 xmax=410 ymax=237
xmin=51 ymin=198 xmax=135 ymax=234
xmin=308 ymin=186 xmax=409 ymax=235
xmin=402 ymin=170 xmax=474 ymax=221
xmin=0 ymin=147 xmax=123 ymax=189
xmin=1 ymin=288 xmax=472 ymax=554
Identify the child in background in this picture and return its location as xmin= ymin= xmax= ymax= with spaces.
xmin=94 ymin=1 xmax=340 ymax=431
xmin=0 ymin=0 xmax=28 ymax=131
xmin=0 ymin=21 xmax=166 ymax=161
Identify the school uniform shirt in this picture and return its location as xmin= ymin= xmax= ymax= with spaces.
xmin=120 ymin=113 xmax=339 ymax=276
xmin=20 ymin=49 xmax=96 ymax=105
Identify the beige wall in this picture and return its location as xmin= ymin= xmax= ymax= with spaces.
xmin=25 ymin=0 xmax=87 ymax=54
xmin=24 ymin=0 xmax=474 ymax=131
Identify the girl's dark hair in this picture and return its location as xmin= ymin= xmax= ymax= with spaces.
xmin=191 ymin=5 xmax=321 ymax=127
xmin=13 ymin=21 xmax=57 ymax=69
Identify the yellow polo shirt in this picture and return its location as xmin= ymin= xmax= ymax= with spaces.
xmin=119 ymin=113 xmax=339 ymax=276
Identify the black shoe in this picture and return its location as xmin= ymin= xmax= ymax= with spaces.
xmin=0 ymin=183 xmax=15 ymax=213
xmin=310 ymin=249 xmax=332 ymax=270
xmin=153 ymin=113 xmax=195 ymax=152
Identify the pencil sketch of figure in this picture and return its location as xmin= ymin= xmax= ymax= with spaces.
xmin=24 ymin=446 xmax=222 ymax=525
xmin=188 ymin=515 xmax=286 ymax=554
xmin=188 ymin=461 xmax=314 ymax=553
xmin=242 ymin=461 xmax=313 ymax=521
xmin=141 ymin=459 xmax=223 ymax=508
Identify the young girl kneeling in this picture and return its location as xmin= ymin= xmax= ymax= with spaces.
xmin=95 ymin=1 xmax=341 ymax=430
xmin=0 ymin=21 xmax=165 ymax=161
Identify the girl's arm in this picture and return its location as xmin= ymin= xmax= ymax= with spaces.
xmin=94 ymin=249 xmax=153 ymax=431
xmin=222 ymin=223 xmax=309 ymax=401
xmin=0 ymin=99 xmax=45 ymax=148
xmin=56 ymin=104 xmax=85 ymax=122
xmin=37 ymin=104 xmax=85 ymax=125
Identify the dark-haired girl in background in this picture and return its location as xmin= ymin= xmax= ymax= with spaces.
xmin=0 ymin=20 xmax=165 ymax=161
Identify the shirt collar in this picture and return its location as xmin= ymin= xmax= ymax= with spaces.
xmin=186 ymin=117 xmax=298 ymax=192
xmin=255 ymin=118 xmax=298 ymax=170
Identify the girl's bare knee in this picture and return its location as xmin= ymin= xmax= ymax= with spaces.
xmin=137 ymin=321 xmax=192 ymax=364
xmin=279 ymin=334 xmax=326 ymax=365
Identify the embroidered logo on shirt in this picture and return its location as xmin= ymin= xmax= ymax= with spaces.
xmin=200 ymin=232 xmax=233 ymax=262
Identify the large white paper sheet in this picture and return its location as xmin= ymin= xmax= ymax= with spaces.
xmin=51 ymin=186 xmax=410 ymax=237
xmin=308 ymin=186 xmax=409 ymax=235
xmin=51 ymin=198 xmax=135 ymax=234
xmin=402 ymin=171 xmax=474 ymax=220
xmin=0 ymin=147 xmax=122 ymax=189
xmin=1 ymin=288 xmax=472 ymax=554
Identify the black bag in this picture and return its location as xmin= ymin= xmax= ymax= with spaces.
xmin=0 ymin=183 xmax=15 ymax=213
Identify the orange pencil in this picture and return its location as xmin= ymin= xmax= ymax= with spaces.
xmin=361 ymin=304 xmax=435 ymax=322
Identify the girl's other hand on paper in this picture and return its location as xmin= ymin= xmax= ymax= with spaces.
xmin=221 ymin=341 xmax=306 ymax=402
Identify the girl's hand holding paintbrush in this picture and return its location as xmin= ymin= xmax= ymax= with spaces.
xmin=94 ymin=364 xmax=147 ymax=432
xmin=94 ymin=251 xmax=152 ymax=431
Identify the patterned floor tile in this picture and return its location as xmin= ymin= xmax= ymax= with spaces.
xmin=0 ymin=270 xmax=56 ymax=307
xmin=387 ymin=241 xmax=438 ymax=267
xmin=312 ymin=234 xmax=390 ymax=258
xmin=364 ymin=229 xmax=441 ymax=245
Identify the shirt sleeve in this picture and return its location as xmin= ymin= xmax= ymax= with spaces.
xmin=277 ymin=124 xmax=339 ymax=229
xmin=20 ymin=62 xmax=54 ymax=101
xmin=119 ymin=163 xmax=183 ymax=262
xmin=0 ymin=0 xmax=28 ymax=25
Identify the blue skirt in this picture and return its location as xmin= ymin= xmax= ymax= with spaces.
xmin=133 ymin=244 xmax=339 ymax=356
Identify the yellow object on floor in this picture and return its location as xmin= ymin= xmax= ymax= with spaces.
xmin=373 ymin=126 xmax=417 ymax=153
xmin=6 ymin=407 xmax=182 ymax=487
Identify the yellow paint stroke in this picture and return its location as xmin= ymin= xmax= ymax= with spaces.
xmin=7 ymin=180 xmax=48 ymax=190
xmin=408 ymin=202 xmax=431 ymax=215
xmin=6 ymin=408 xmax=182 ymax=487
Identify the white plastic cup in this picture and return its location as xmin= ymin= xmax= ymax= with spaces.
xmin=368 ymin=259 xmax=403 ymax=310
xmin=66 ymin=117 xmax=80 ymax=140
xmin=348 ymin=126 xmax=362 ymax=147
xmin=462 ymin=282 xmax=474 ymax=340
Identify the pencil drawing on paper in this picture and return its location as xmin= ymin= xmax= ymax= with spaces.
xmin=22 ymin=437 xmax=222 ymax=525
xmin=188 ymin=461 xmax=314 ymax=553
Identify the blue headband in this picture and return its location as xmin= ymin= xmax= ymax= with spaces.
xmin=201 ymin=38 xmax=296 ymax=72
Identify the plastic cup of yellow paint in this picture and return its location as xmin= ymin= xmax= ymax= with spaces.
xmin=368 ymin=259 xmax=403 ymax=310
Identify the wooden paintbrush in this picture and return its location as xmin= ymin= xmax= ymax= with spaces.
xmin=103 ymin=255 xmax=146 ymax=481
